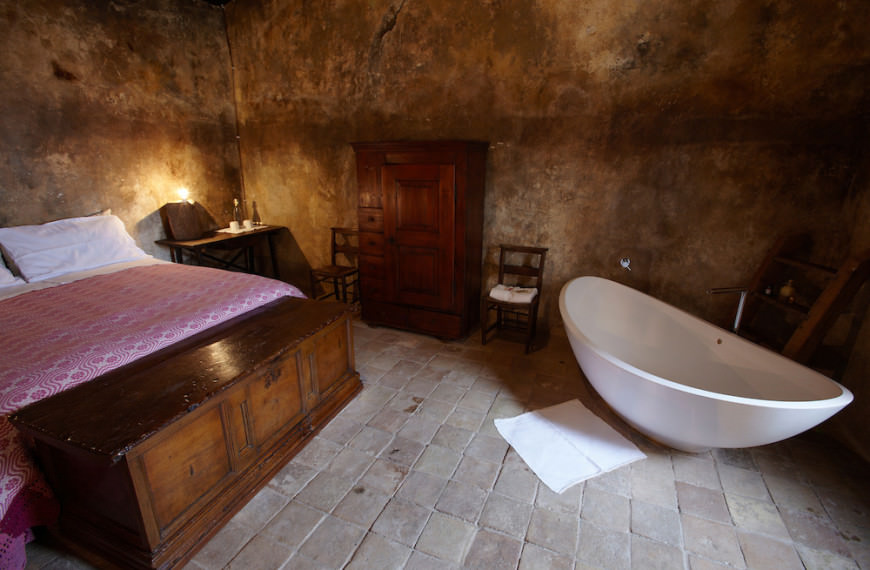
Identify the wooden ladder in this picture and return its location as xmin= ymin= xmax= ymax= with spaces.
xmin=737 ymin=233 xmax=870 ymax=377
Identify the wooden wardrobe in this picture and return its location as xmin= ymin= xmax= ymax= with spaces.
xmin=352 ymin=141 xmax=488 ymax=339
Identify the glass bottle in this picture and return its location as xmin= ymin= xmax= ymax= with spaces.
xmin=251 ymin=200 xmax=261 ymax=225
xmin=232 ymin=198 xmax=242 ymax=224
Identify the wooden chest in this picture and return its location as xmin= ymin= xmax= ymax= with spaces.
xmin=10 ymin=298 xmax=362 ymax=569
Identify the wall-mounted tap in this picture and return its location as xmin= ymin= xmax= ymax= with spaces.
xmin=619 ymin=257 xmax=632 ymax=271
xmin=707 ymin=286 xmax=748 ymax=333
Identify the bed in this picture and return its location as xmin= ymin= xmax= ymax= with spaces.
xmin=0 ymin=214 xmax=362 ymax=568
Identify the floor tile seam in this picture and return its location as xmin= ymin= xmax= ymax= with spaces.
xmin=764 ymin=492 xmax=851 ymax=545
xmin=626 ymin=525 xmax=686 ymax=552
xmin=457 ymin=528 xmax=548 ymax=568
xmin=803 ymin=488 xmax=867 ymax=532
xmin=675 ymin=507 xmax=735 ymax=529
xmin=681 ymin=543 xmax=748 ymax=569
xmin=407 ymin=509 xmax=465 ymax=564
xmin=772 ymin=496 xmax=839 ymax=527
xmin=445 ymin=464 xmax=500 ymax=494
xmin=574 ymin=518 xmax=633 ymax=566
xmin=222 ymin=526 xmax=297 ymax=570
xmin=302 ymin=438 xmax=394 ymax=519
xmin=413 ymin=441 xmax=465 ymax=481
xmin=733 ymin=526 xmax=803 ymax=555
xmin=773 ymin=513 xmax=855 ymax=559
xmin=718 ymin=482 xmax=774 ymax=504
xmin=291 ymin=503 xmax=387 ymax=567
xmin=431 ymin=496 xmax=487 ymax=526
xmin=524 ymin=510 xmax=582 ymax=557
xmin=761 ymin=471 xmax=833 ymax=513
xmin=792 ymin=544 xmax=859 ymax=570
xmin=517 ymin=536 xmax=580 ymax=566
xmin=628 ymin=497 xmax=685 ymax=549
xmin=342 ymin=535 xmax=416 ymax=570
xmin=683 ymin=551 xmax=745 ymax=570
xmin=678 ymin=508 xmax=741 ymax=537
xmin=675 ymin=512 xmax=750 ymax=569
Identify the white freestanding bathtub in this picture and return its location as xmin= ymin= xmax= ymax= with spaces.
xmin=559 ymin=276 xmax=853 ymax=452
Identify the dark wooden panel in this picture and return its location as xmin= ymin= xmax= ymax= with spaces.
xmin=358 ymin=207 xmax=384 ymax=232
xmin=407 ymin=308 xmax=462 ymax=338
xmin=361 ymin=300 xmax=409 ymax=329
xmin=141 ymin=406 xmax=230 ymax=532
xmin=312 ymin=319 xmax=352 ymax=397
xmin=359 ymin=231 xmax=385 ymax=253
xmin=249 ymin=352 xmax=305 ymax=446
xmin=223 ymin=384 xmax=256 ymax=467
xmin=395 ymin=246 xmax=441 ymax=299
xmin=383 ymin=163 xmax=455 ymax=311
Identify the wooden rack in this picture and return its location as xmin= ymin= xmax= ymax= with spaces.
xmin=737 ymin=233 xmax=870 ymax=378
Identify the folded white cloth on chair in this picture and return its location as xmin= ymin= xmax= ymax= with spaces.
xmin=489 ymin=284 xmax=538 ymax=303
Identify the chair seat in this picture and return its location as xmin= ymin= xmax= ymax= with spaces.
xmin=487 ymin=284 xmax=538 ymax=304
xmin=311 ymin=265 xmax=358 ymax=279
xmin=310 ymin=227 xmax=360 ymax=304
xmin=485 ymin=296 xmax=540 ymax=307
xmin=481 ymin=244 xmax=548 ymax=353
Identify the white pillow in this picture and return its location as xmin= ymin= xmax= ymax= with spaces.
xmin=0 ymin=259 xmax=24 ymax=288
xmin=0 ymin=214 xmax=148 ymax=282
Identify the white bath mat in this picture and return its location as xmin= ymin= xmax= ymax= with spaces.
xmin=494 ymin=399 xmax=646 ymax=493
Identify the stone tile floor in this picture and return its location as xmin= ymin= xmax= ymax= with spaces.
xmin=26 ymin=321 xmax=870 ymax=569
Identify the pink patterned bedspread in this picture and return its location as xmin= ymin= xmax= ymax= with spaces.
xmin=0 ymin=263 xmax=303 ymax=564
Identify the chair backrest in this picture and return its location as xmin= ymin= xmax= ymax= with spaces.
xmin=497 ymin=244 xmax=548 ymax=290
xmin=331 ymin=227 xmax=360 ymax=267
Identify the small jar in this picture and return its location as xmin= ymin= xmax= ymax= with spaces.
xmin=779 ymin=279 xmax=796 ymax=302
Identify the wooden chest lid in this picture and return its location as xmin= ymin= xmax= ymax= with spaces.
xmin=10 ymin=298 xmax=352 ymax=461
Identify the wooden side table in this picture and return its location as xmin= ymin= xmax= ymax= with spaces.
xmin=156 ymin=225 xmax=283 ymax=278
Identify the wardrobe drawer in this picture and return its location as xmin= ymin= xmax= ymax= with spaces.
xmin=358 ymin=232 xmax=385 ymax=253
xmin=358 ymin=208 xmax=384 ymax=232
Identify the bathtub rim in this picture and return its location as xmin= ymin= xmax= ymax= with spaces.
xmin=559 ymin=276 xmax=854 ymax=411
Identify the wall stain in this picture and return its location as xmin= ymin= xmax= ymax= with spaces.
xmin=51 ymin=60 xmax=79 ymax=81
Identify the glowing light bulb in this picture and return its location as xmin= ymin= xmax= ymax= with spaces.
xmin=177 ymin=187 xmax=192 ymax=203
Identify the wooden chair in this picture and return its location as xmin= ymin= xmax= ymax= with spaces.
xmin=481 ymin=244 xmax=548 ymax=353
xmin=310 ymin=227 xmax=359 ymax=303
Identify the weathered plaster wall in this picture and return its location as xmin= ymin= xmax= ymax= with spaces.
xmin=226 ymin=0 xmax=866 ymax=317
xmin=1 ymin=0 xmax=867 ymax=457
xmin=0 ymin=0 xmax=238 ymax=256
xmin=226 ymin=1 xmax=869 ymax=455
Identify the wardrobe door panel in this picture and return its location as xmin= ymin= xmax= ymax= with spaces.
xmin=383 ymin=164 xmax=455 ymax=311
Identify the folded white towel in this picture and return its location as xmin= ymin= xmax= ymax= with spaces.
xmin=489 ymin=284 xmax=538 ymax=303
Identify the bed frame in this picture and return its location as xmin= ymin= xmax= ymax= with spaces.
xmin=10 ymin=297 xmax=361 ymax=569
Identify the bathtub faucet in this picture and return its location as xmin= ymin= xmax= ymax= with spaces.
xmin=706 ymin=287 xmax=748 ymax=333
